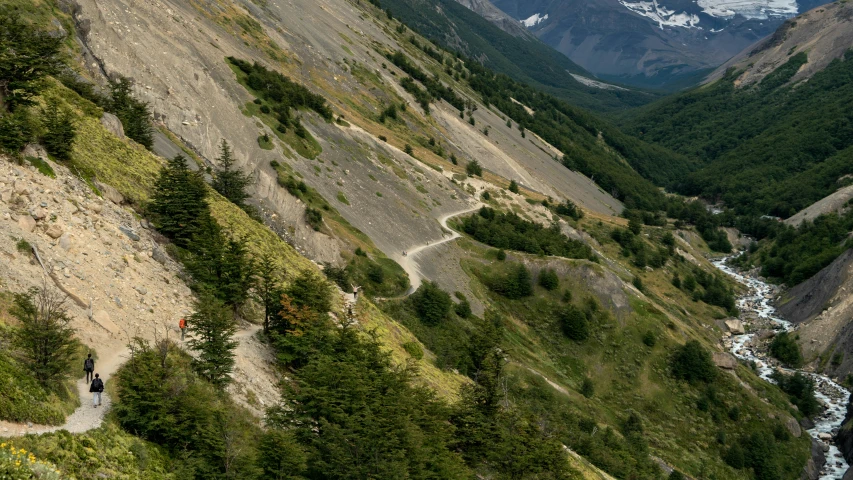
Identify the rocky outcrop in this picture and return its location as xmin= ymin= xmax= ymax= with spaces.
xmin=838 ymin=397 xmax=853 ymax=466
xmin=802 ymin=438 xmax=827 ymax=480
xmin=100 ymin=112 xmax=125 ymax=139
xmin=724 ymin=319 xmax=745 ymax=335
xmin=713 ymin=352 xmax=738 ymax=370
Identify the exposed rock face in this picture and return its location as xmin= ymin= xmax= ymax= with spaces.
xmin=837 ymin=397 xmax=853 ymax=466
xmin=706 ymin=1 xmax=853 ymax=87
xmin=22 ymin=144 xmax=49 ymax=160
xmin=803 ymin=438 xmax=827 ymax=480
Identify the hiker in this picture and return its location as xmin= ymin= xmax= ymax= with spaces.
xmin=352 ymin=284 xmax=360 ymax=302
xmin=90 ymin=373 xmax=104 ymax=408
xmin=83 ymin=353 xmax=95 ymax=383
xmin=179 ymin=317 xmax=187 ymax=341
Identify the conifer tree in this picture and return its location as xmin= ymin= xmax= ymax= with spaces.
xmin=108 ymin=77 xmax=153 ymax=149
xmin=11 ymin=286 xmax=76 ymax=387
xmin=40 ymin=98 xmax=76 ymax=161
xmin=212 ymin=139 xmax=253 ymax=210
xmin=187 ymin=292 xmax=238 ymax=387
xmin=254 ymin=254 xmax=284 ymax=334
xmin=185 ymin=217 xmax=254 ymax=309
xmin=150 ymin=154 xmax=209 ymax=247
xmin=508 ymin=179 xmax=519 ymax=194
xmin=0 ymin=9 xmax=63 ymax=112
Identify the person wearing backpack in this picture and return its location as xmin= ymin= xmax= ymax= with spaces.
xmin=90 ymin=373 xmax=104 ymax=408
xmin=179 ymin=317 xmax=187 ymax=341
xmin=83 ymin=353 xmax=95 ymax=383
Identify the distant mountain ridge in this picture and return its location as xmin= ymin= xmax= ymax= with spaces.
xmin=465 ymin=0 xmax=835 ymax=88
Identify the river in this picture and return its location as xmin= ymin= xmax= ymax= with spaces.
xmin=713 ymin=258 xmax=850 ymax=479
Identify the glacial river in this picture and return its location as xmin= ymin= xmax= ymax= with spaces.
xmin=713 ymin=258 xmax=850 ymax=479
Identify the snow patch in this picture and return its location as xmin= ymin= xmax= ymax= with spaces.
xmin=697 ymin=0 xmax=797 ymax=19
xmin=620 ymin=0 xmax=701 ymax=29
xmin=570 ymin=74 xmax=629 ymax=91
xmin=521 ymin=13 xmax=548 ymax=27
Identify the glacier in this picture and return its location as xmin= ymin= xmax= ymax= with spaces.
xmin=696 ymin=0 xmax=798 ymax=19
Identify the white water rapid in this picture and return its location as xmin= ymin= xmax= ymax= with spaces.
xmin=714 ymin=257 xmax=850 ymax=479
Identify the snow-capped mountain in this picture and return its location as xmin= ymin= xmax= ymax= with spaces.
xmin=483 ymin=0 xmax=833 ymax=88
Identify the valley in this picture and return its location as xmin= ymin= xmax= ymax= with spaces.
xmin=0 ymin=0 xmax=852 ymax=478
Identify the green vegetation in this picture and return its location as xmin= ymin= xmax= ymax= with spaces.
xmin=670 ymin=340 xmax=717 ymax=384
xmin=377 ymin=0 xmax=655 ymax=112
xmin=39 ymin=99 xmax=76 ymax=161
xmin=769 ymin=332 xmax=804 ymax=368
xmin=624 ymin=50 xmax=853 ymax=218
xmin=770 ymin=371 xmax=819 ymax=417
xmin=187 ymin=293 xmax=238 ymax=387
xmin=387 ymin=50 xmax=464 ymax=111
xmin=107 ymin=77 xmax=154 ymax=149
xmin=211 ymin=139 xmax=253 ymax=213
xmin=460 ymin=207 xmax=596 ymax=261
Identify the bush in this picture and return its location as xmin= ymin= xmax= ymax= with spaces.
xmin=0 ymin=109 xmax=34 ymax=153
xmin=305 ymin=207 xmax=323 ymax=231
xmin=558 ymin=304 xmax=589 ymax=342
xmin=410 ymin=281 xmax=452 ymax=325
xmin=769 ymin=332 xmax=803 ymax=368
xmin=642 ymin=331 xmax=656 ymax=347
xmin=486 ymin=263 xmax=532 ymax=299
xmin=496 ymin=249 xmax=506 ymax=261
xmin=508 ymin=180 xmax=519 ymax=193
xmin=402 ymin=341 xmax=424 ymax=360
xmin=670 ymin=340 xmax=716 ymax=383
xmin=581 ymin=377 xmax=594 ymax=398
xmin=466 ymin=160 xmax=482 ymax=176
xmin=11 ymin=287 xmax=76 ymax=388
xmin=538 ymin=268 xmax=559 ymax=290
xmin=286 ymin=270 xmax=333 ymax=313
xmin=771 ymin=371 xmax=819 ymax=417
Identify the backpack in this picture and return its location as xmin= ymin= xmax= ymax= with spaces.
xmin=84 ymin=358 xmax=94 ymax=370
xmin=93 ymin=378 xmax=104 ymax=392
xmin=179 ymin=318 xmax=186 ymax=329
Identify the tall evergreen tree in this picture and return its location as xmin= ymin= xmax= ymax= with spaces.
xmin=40 ymin=98 xmax=76 ymax=161
xmin=185 ymin=217 xmax=254 ymax=309
xmin=0 ymin=9 xmax=63 ymax=112
xmin=11 ymin=286 xmax=76 ymax=387
xmin=149 ymin=154 xmax=210 ymax=247
xmin=108 ymin=77 xmax=153 ymax=149
xmin=212 ymin=139 xmax=253 ymax=209
xmin=254 ymin=254 xmax=284 ymax=334
xmin=187 ymin=293 xmax=238 ymax=387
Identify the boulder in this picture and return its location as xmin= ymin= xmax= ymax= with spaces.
xmin=96 ymin=181 xmax=124 ymax=205
xmin=58 ymin=233 xmax=72 ymax=250
xmin=100 ymin=112 xmax=125 ymax=139
xmin=118 ymin=225 xmax=140 ymax=241
xmin=13 ymin=180 xmax=29 ymax=195
xmin=724 ymin=319 xmax=745 ymax=335
xmin=22 ymin=144 xmax=48 ymax=161
xmin=45 ymin=224 xmax=64 ymax=239
xmin=0 ymin=190 xmax=11 ymax=203
xmin=18 ymin=215 xmax=36 ymax=233
xmin=713 ymin=352 xmax=738 ymax=370
xmin=152 ymin=246 xmax=169 ymax=265
xmin=785 ymin=416 xmax=802 ymax=438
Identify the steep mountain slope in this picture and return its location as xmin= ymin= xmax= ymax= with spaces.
xmin=0 ymin=1 xmax=828 ymax=479
xmin=484 ymin=0 xmax=835 ymax=88
xmin=622 ymin=0 xmax=853 ymax=217
xmin=379 ymin=0 xmax=656 ymax=111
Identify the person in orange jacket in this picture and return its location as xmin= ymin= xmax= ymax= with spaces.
xmin=179 ymin=317 xmax=187 ymax=341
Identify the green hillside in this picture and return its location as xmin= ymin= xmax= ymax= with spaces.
xmin=623 ymin=51 xmax=853 ymax=218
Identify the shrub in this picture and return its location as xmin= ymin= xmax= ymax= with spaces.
xmin=0 ymin=109 xmax=34 ymax=153
xmin=558 ymin=304 xmax=589 ymax=342
xmin=642 ymin=331 xmax=656 ymax=347
xmin=410 ymin=281 xmax=452 ymax=325
xmin=305 ymin=207 xmax=323 ymax=231
xmin=465 ymin=159 xmax=482 ymax=176
xmin=508 ymin=180 xmax=519 ymax=193
xmin=39 ymin=100 xmax=76 ymax=161
xmin=496 ymin=249 xmax=506 ymax=261
xmin=632 ymin=276 xmax=644 ymax=292
xmin=769 ymin=332 xmax=803 ymax=368
xmin=454 ymin=298 xmax=472 ymax=318
xmin=581 ymin=377 xmax=594 ymax=398
xmin=771 ymin=371 xmax=819 ymax=417
xmin=11 ymin=286 xmax=76 ymax=388
xmin=402 ymin=341 xmax=424 ymax=360
xmin=286 ymin=270 xmax=333 ymax=313
xmin=670 ymin=340 xmax=716 ymax=383
xmin=538 ymin=268 xmax=559 ymax=290
xmin=486 ymin=263 xmax=532 ymax=299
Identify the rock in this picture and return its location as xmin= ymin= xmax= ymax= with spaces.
xmin=18 ymin=215 xmax=36 ymax=233
xmin=803 ymin=438 xmax=827 ymax=480
xmin=96 ymin=181 xmax=124 ymax=205
xmin=48 ymin=18 xmax=67 ymax=38
xmin=91 ymin=202 xmax=103 ymax=214
xmin=22 ymin=144 xmax=48 ymax=161
xmin=724 ymin=319 xmax=745 ymax=335
xmin=118 ymin=226 xmax=140 ymax=241
xmin=45 ymin=224 xmax=64 ymax=239
xmin=59 ymin=233 xmax=72 ymax=250
xmin=30 ymin=207 xmax=47 ymax=220
xmin=100 ymin=112 xmax=125 ymax=138
xmin=819 ymin=432 xmax=832 ymax=441
xmin=152 ymin=246 xmax=169 ymax=265
xmin=135 ymin=286 xmax=148 ymax=295
xmin=114 ymin=296 xmax=123 ymax=308
xmin=800 ymin=417 xmax=816 ymax=430
xmin=140 ymin=219 xmax=150 ymax=229
xmin=0 ymin=190 xmax=11 ymax=202
xmin=92 ymin=310 xmax=120 ymax=335
xmin=26 ymin=421 xmax=33 ymax=428
xmin=784 ymin=416 xmax=802 ymax=438
xmin=13 ymin=180 xmax=29 ymax=195
xmin=713 ymin=352 xmax=738 ymax=370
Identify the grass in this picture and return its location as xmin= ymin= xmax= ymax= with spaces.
xmin=25 ymin=156 xmax=56 ymax=178
xmin=336 ymin=191 xmax=350 ymax=205
xmin=257 ymin=134 xmax=274 ymax=150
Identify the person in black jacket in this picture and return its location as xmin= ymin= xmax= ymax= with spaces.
xmin=90 ymin=373 xmax=104 ymax=408
xmin=83 ymin=354 xmax=95 ymax=383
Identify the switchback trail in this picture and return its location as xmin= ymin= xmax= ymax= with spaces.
xmin=394 ymin=204 xmax=481 ymax=295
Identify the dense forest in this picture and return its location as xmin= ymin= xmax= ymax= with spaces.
xmin=623 ymin=50 xmax=853 ymax=218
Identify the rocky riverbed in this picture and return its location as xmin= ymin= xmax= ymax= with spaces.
xmin=714 ymin=258 xmax=850 ymax=479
